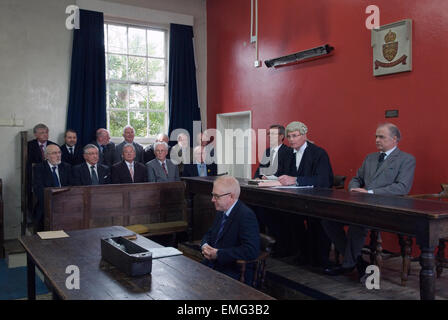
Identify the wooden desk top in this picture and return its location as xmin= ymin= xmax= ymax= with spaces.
xmin=20 ymin=226 xmax=273 ymax=300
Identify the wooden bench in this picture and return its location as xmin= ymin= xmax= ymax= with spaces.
xmin=44 ymin=181 xmax=188 ymax=239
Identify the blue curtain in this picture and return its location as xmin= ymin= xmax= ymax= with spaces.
xmin=168 ymin=24 xmax=201 ymax=146
xmin=67 ymin=9 xmax=106 ymax=147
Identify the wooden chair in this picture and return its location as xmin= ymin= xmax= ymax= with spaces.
xmin=237 ymin=233 xmax=276 ymax=289
xmin=408 ymin=184 xmax=448 ymax=278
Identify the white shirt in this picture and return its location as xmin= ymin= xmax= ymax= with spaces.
xmin=294 ymin=141 xmax=308 ymax=170
xmin=157 ymin=159 xmax=168 ymax=174
xmin=47 ymin=161 xmax=60 ymax=182
xmin=66 ymin=144 xmax=75 ymax=154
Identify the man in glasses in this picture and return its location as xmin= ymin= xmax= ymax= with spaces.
xmin=200 ymin=176 xmax=260 ymax=285
xmin=32 ymin=144 xmax=71 ymax=232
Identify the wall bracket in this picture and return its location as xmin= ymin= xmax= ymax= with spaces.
xmin=264 ymin=44 xmax=334 ymax=68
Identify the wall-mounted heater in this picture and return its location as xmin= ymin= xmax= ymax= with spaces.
xmin=264 ymin=44 xmax=334 ymax=68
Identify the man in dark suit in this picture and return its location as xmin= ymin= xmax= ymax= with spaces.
xmin=201 ymin=176 xmax=260 ymax=284
xmin=182 ymin=146 xmax=217 ymax=177
xmin=72 ymin=144 xmax=111 ymax=185
xmin=322 ymin=123 xmax=416 ymax=279
xmin=32 ymin=144 xmax=71 ymax=232
xmin=26 ymin=123 xmax=58 ymax=224
xmin=60 ymin=129 xmax=84 ymax=166
xmin=277 ymin=121 xmax=334 ymax=268
xmin=144 ymin=133 xmax=171 ymax=163
xmin=253 ymin=124 xmax=292 ymax=179
xmin=115 ymin=125 xmax=144 ymax=163
xmin=111 ymin=144 xmax=148 ymax=184
xmin=91 ymin=128 xmax=118 ymax=167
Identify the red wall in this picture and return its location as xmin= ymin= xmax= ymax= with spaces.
xmin=207 ymin=0 xmax=448 ymax=254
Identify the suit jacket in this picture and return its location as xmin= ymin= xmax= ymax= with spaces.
xmin=348 ymin=147 xmax=416 ymax=196
xmin=72 ymin=162 xmax=111 ymax=186
xmin=111 ymin=161 xmax=148 ymax=184
xmin=201 ymin=200 xmax=260 ymax=279
xmin=32 ymin=161 xmax=72 ymax=225
xmin=143 ymin=143 xmax=171 ymax=163
xmin=287 ymin=142 xmax=334 ymax=188
xmin=182 ymin=163 xmax=217 ymax=177
xmin=254 ymin=144 xmax=292 ymax=178
xmin=115 ymin=141 xmax=144 ymax=163
xmin=90 ymin=141 xmax=118 ymax=167
xmin=27 ymin=139 xmax=58 ymax=165
xmin=146 ymin=158 xmax=180 ymax=182
xmin=61 ymin=143 xmax=84 ymax=166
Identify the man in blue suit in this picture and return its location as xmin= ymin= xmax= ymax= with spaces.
xmin=182 ymin=146 xmax=217 ymax=177
xmin=201 ymin=176 xmax=260 ymax=284
xmin=277 ymin=121 xmax=334 ymax=268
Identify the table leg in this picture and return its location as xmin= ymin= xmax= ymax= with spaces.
xmin=419 ymin=246 xmax=436 ymax=300
xmin=185 ymin=192 xmax=194 ymax=242
xmin=26 ymin=252 xmax=36 ymax=300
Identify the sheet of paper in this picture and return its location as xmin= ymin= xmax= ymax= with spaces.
xmin=37 ymin=230 xmax=70 ymax=240
xmin=148 ymin=247 xmax=183 ymax=259
xmin=272 ymin=185 xmax=314 ymax=189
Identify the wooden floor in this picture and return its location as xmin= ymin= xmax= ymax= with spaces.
xmin=264 ymin=253 xmax=448 ymax=300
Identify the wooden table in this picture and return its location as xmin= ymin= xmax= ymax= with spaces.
xmin=19 ymin=226 xmax=273 ymax=300
xmin=182 ymin=176 xmax=448 ymax=300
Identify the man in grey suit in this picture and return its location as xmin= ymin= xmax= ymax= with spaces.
xmin=322 ymin=123 xmax=416 ymax=279
xmin=146 ymin=141 xmax=180 ymax=182
xmin=115 ymin=125 xmax=144 ymax=163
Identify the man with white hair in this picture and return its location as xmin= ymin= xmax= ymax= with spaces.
xmin=201 ymin=176 xmax=260 ymax=284
xmin=32 ymin=144 xmax=71 ymax=232
xmin=276 ymin=121 xmax=334 ymax=268
xmin=111 ymin=143 xmax=148 ymax=184
xmin=143 ymin=133 xmax=171 ymax=163
xmin=115 ymin=125 xmax=144 ymax=163
xmin=146 ymin=141 xmax=179 ymax=182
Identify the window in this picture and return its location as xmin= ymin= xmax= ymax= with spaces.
xmin=104 ymin=22 xmax=168 ymax=141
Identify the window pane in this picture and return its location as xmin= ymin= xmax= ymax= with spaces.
xmin=148 ymin=58 xmax=165 ymax=83
xmin=108 ymin=54 xmax=127 ymax=80
xmin=149 ymin=86 xmax=165 ymax=111
xmin=130 ymin=111 xmax=148 ymax=137
xmin=109 ymin=83 xmax=128 ymax=109
xmin=148 ymin=30 xmax=165 ymax=57
xmin=108 ymin=25 xmax=127 ymax=54
xmin=128 ymin=56 xmax=147 ymax=82
xmin=149 ymin=112 xmax=165 ymax=136
xmin=130 ymin=84 xmax=148 ymax=109
xmin=109 ymin=110 xmax=128 ymax=137
xmin=104 ymin=25 xmax=108 ymax=52
xmin=128 ymin=27 xmax=146 ymax=56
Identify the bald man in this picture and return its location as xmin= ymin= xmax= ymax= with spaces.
xmin=201 ymin=176 xmax=260 ymax=284
xmin=90 ymin=128 xmax=118 ymax=167
xmin=32 ymin=145 xmax=71 ymax=232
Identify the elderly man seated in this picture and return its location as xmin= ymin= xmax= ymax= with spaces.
xmin=111 ymin=143 xmax=148 ymax=184
xmin=146 ymin=141 xmax=180 ymax=182
xmin=72 ymin=144 xmax=111 ymax=185
xmin=201 ymin=176 xmax=260 ymax=285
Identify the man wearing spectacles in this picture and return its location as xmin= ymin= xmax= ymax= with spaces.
xmin=32 ymin=144 xmax=71 ymax=232
xmin=200 ymin=176 xmax=260 ymax=285
xmin=72 ymin=144 xmax=111 ymax=186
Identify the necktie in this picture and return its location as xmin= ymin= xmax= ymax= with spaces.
xmin=214 ymin=213 xmax=228 ymax=246
xmin=69 ymin=147 xmax=74 ymax=155
xmin=162 ymin=162 xmax=168 ymax=176
xmin=52 ymin=166 xmax=61 ymax=187
xmin=90 ymin=165 xmax=99 ymax=185
xmin=40 ymin=144 xmax=45 ymax=160
xmin=376 ymin=152 xmax=386 ymax=171
xmin=129 ymin=165 xmax=134 ymax=182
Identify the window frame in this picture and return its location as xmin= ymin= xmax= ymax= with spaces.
xmin=104 ymin=20 xmax=170 ymax=145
